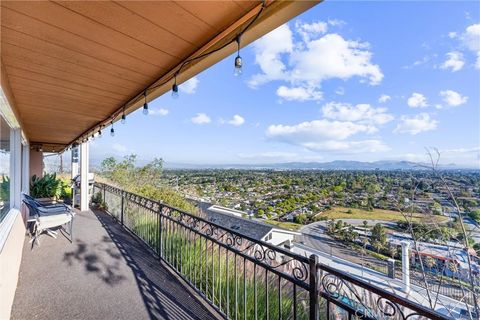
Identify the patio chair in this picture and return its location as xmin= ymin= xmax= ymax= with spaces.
xmin=23 ymin=199 xmax=74 ymax=247
xmin=23 ymin=193 xmax=68 ymax=211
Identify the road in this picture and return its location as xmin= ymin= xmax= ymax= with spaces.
xmin=463 ymin=217 xmax=480 ymax=244
xmin=297 ymin=220 xmax=391 ymax=273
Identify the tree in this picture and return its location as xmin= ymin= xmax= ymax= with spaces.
xmin=370 ymin=223 xmax=387 ymax=253
xmin=326 ymin=219 xmax=336 ymax=234
xmin=257 ymin=209 xmax=265 ymax=217
xmin=294 ymin=213 xmax=307 ymax=225
xmin=387 ymin=244 xmax=397 ymax=258
xmin=98 ymin=154 xmax=195 ymax=212
xmin=334 ymin=220 xmax=344 ymax=232
xmin=431 ymin=201 xmax=443 ymax=215
xmin=362 ymin=220 xmax=369 ymax=231
xmin=469 ymin=209 xmax=480 ymax=223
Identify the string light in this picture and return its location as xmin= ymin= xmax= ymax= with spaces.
xmin=234 ymin=36 xmax=242 ymax=76
xmin=121 ymin=107 xmax=126 ymax=124
xmin=143 ymin=91 xmax=149 ymax=115
xmin=171 ymin=76 xmax=179 ymax=99
xmin=98 ymin=128 xmax=102 ymax=139
xmin=71 ymin=3 xmax=266 ymax=148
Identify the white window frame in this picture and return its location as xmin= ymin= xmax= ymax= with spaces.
xmin=0 ymin=87 xmax=25 ymax=253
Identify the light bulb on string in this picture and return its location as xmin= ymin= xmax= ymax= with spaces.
xmin=143 ymin=91 xmax=149 ymax=115
xmin=110 ymin=122 xmax=115 ymax=137
xmin=172 ymin=76 xmax=179 ymax=99
xmin=234 ymin=36 xmax=242 ymax=76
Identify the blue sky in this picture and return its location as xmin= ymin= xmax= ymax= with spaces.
xmin=89 ymin=1 xmax=480 ymax=168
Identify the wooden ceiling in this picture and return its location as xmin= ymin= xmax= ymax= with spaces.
xmin=0 ymin=1 xmax=319 ymax=152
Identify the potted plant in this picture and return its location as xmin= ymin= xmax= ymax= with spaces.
xmin=30 ymin=173 xmax=63 ymax=202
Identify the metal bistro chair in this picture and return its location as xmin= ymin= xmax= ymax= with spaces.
xmin=23 ymin=198 xmax=74 ymax=248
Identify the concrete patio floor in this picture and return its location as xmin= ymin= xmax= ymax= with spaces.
xmin=11 ymin=210 xmax=219 ymax=320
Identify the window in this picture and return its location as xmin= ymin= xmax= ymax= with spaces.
xmin=0 ymin=115 xmax=11 ymax=222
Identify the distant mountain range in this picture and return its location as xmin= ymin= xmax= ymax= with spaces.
xmin=163 ymin=160 xmax=475 ymax=170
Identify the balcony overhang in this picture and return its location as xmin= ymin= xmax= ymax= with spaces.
xmin=0 ymin=1 xmax=320 ymax=152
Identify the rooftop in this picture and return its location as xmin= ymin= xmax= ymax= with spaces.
xmin=205 ymin=206 xmax=274 ymax=240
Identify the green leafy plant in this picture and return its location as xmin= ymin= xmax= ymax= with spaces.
xmin=30 ymin=173 xmax=63 ymax=199
xmin=0 ymin=175 xmax=10 ymax=202
xmin=91 ymin=191 xmax=107 ymax=210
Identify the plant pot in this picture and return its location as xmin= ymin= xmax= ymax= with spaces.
xmin=35 ymin=197 xmax=63 ymax=204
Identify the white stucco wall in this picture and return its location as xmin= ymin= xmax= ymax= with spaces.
xmin=264 ymin=229 xmax=297 ymax=246
xmin=0 ymin=210 xmax=25 ymax=319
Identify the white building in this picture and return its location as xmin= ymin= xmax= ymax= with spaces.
xmin=204 ymin=204 xmax=299 ymax=247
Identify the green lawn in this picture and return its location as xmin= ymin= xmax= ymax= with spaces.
xmin=317 ymin=206 xmax=447 ymax=223
xmin=263 ymin=219 xmax=303 ymax=231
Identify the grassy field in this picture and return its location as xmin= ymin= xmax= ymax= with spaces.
xmin=316 ymin=206 xmax=448 ymax=223
xmin=263 ymin=219 xmax=303 ymax=231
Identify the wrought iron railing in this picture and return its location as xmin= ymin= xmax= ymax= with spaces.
xmin=93 ymin=182 xmax=450 ymax=320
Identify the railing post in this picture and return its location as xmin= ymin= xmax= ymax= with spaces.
xmin=120 ymin=190 xmax=124 ymax=226
xmin=309 ymin=254 xmax=318 ymax=320
xmin=103 ymin=184 xmax=106 ymax=209
xmin=158 ymin=204 xmax=163 ymax=259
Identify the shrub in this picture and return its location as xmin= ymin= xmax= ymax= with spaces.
xmin=91 ymin=191 xmax=107 ymax=210
xmin=30 ymin=173 xmax=63 ymax=199
xmin=0 ymin=175 xmax=10 ymax=202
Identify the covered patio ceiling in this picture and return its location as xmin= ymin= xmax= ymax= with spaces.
xmin=0 ymin=1 xmax=319 ymax=152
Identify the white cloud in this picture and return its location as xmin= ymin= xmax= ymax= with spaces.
xmin=289 ymin=33 xmax=383 ymax=85
xmin=403 ymin=56 xmax=431 ymax=69
xmin=249 ymin=24 xmax=293 ymax=88
xmin=442 ymin=146 xmax=480 ymax=154
xmin=327 ymin=19 xmax=346 ymax=27
xmin=460 ymin=23 xmax=480 ymax=69
xmin=228 ymin=114 xmax=245 ymax=126
xmin=439 ymin=90 xmax=468 ymax=107
xmin=389 ymin=147 xmax=479 ymax=168
xmin=440 ymin=51 xmax=465 ymax=72
xmin=267 ymin=119 xmax=375 ymax=142
xmin=407 ymin=93 xmax=428 ymax=108
xmin=295 ymin=20 xmax=328 ymax=42
xmin=378 ymin=94 xmax=391 ymax=103
xmin=237 ymin=151 xmax=326 ymax=162
xmin=276 ymin=86 xmax=323 ymax=101
xmin=335 ymin=86 xmax=345 ymax=95
xmin=301 ymin=139 xmax=389 ymax=153
xmin=321 ymin=102 xmax=394 ymax=125
xmin=249 ymin=22 xmax=383 ymax=101
xmin=448 ymin=31 xmax=457 ymax=39
xmin=179 ymin=76 xmax=199 ymax=94
xmin=462 ymin=23 xmax=480 ymax=52
xmin=265 ymin=118 xmax=387 ymax=153
xmin=190 ymin=113 xmax=211 ymax=125
xmin=394 ymin=113 xmax=437 ymax=135
xmin=112 ymin=143 xmax=127 ymax=153
xmin=149 ymin=108 xmax=169 ymax=116
xmin=238 ymin=151 xmax=301 ymax=161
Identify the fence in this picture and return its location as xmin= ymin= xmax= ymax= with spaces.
xmin=93 ymin=182 xmax=449 ymax=320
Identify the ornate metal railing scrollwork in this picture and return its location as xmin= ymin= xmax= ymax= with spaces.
xmin=316 ymin=263 xmax=450 ymax=320
xmin=94 ymin=182 xmax=450 ymax=320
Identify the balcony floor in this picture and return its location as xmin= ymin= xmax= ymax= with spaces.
xmin=11 ymin=209 xmax=219 ymax=320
